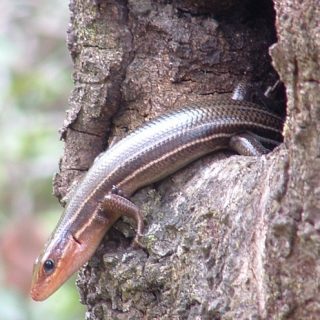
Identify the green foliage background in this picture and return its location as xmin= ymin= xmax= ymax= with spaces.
xmin=0 ymin=1 xmax=85 ymax=319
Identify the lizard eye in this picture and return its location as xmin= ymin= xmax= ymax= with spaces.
xmin=43 ymin=259 xmax=55 ymax=274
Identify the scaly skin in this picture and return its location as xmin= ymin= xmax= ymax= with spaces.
xmin=31 ymin=97 xmax=283 ymax=301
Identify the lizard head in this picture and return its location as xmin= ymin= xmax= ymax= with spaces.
xmin=30 ymin=231 xmax=89 ymax=301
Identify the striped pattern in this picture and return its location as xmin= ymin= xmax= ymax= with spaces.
xmin=64 ymin=99 xmax=283 ymax=241
xmin=31 ymin=97 xmax=284 ymax=301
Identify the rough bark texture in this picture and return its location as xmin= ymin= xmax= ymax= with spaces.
xmin=53 ymin=0 xmax=319 ymax=319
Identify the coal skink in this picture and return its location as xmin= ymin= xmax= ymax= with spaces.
xmin=30 ymin=91 xmax=283 ymax=301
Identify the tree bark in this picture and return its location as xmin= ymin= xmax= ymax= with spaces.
xmin=53 ymin=0 xmax=320 ymax=319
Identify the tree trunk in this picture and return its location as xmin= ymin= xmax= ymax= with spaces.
xmin=53 ymin=0 xmax=320 ymax=319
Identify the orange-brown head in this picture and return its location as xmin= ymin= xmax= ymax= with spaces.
xmin=30 ymin=231 xmax=94 ymax=301
xmin=30 ymin=186 xmax=120 ymax=301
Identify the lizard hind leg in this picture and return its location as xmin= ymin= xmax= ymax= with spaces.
xmin=111 ymin=185 xmax=129 ymax=199
xmin=229 ymin=132 xmax=270 ymax=156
